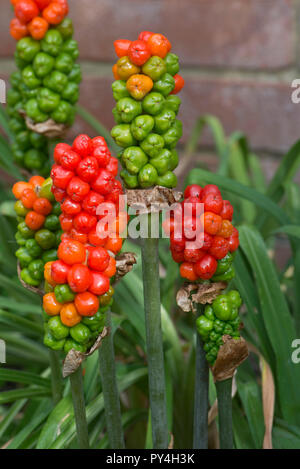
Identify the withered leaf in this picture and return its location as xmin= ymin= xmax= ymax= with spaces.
xmin=176 ymin=282 xmax=227 ymax=313
xmin=126 ymin=186 xmax=183 ymax=214
xmin=211 ymin=335 xmax=249 ymax=382
xmin=63 ymin=327 xmax=109 ymax=378
xmin=20 ymin=110 xmax=69 ymax=138
xmin=115 ymin=252 xmax=137 ymax=282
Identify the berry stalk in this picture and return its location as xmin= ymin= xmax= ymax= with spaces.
xmin=141 ymin=215 xmax=168 ymax=449
xmin=215 ymin=378 xmax=233 ymax=449
xmin=69 ymin=364 xmax=90 ymax=449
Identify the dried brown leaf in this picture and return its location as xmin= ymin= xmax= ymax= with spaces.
xmin=115 ymin=252 xmax=137 ymax=282
xmin=126 ymin=186 xmax=183 ymax=214
xmin=176 ymin=282 xmax=227 ymax=313
xmin=63 ymin=327 xmax=108 ymax=378
xmin=20 ymin=110 xmax=69 ymax=138
xmin=211 ymin=335 xmax=249 ymax=382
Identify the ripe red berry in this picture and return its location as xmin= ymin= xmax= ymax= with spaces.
xmin=201 ymin=184 xmax=221 ymax=199
xmin=52 ymin=186 xmax=66 ymax=202
xmin=170 ymin=248 xmax=185 ymax=263
xmin=88 ymin=246 xmax=110 ymax=272
xmin=106 ymin=157 xmax=119 ymax=177
xmin=91 ymin=169 xmax=114 ymax=195
xmin=228 ymin=228 xmax=239 ymax=252
xmin=60 ymin=149 xmax=81 ymax=171
xmin=54 ymin=143 xmax=71 ymax=164
xmin=209 ymin=236 xmax=229 ymax=260
xmin=68 ymin=264 xmax=92 ymax=293
xmin=82 ymin=191 xmax=104 ymax=215
xmin=203 ymin=193 xmax=223 ymax=214
xmin=59 ymin=213 xmax=73 ymax=232
xmin=202 ymin=232 xmax=213 ymax=251
xmin=61 ymin=197 xmax=82 ymax=216
xmin=51 ymin=164 xmax=74 ymax=190
xmin=170 ymin=232 xmax=186 ymax=252
xmin=92 ymin=136 xmax=107 ymax=149
xmin=93 ymin=146 xmax=111 ymax=167
xmin=67 ymin=177 xmax=90 ymax=202
xmin=51 ymin=260 xmax=70 ymax=284
xmin=73 ymin=212 xmax=97 ymax=233
xmin=72 ymin=134 xmax=92 ymax=157
xmin=194 ymin=254 xmax=217 ymax=280
xmin=76 ymin=156 xmax=99 ymax=182
xmin=128 ymin=40 xmax=151 ymax=66
xmin=184 ymin=184 xmax=203 ymax=199
xmin=183 ymin=248 xmax=206 ymax=263
xmin=89 ymin=271 xmax=110 ymax=296
xmin=220 ymin=200 xmax=234 ymax=221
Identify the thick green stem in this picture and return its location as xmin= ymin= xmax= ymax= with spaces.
xmin=141 ymin=216 xmax=168 ymax=449
xmin=216 ymin=378 xmax=233 ymax=449
xmin=98 ymin=311 xmax=125 ymax=449
xmin=193 ymin=325 xmax=209 ymax=449
xmin=48 ymin=350 xmax=63 ymax=405
xmin=70 ymin=365 xmax=89 ymax=449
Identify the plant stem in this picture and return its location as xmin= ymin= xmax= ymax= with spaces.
xmin=69 ymin=365 xmax=89 ymax=449
xmin=193 ymin=308 xmax=209 ymax=449
xmin=216 ymin=378 xmax=233 ymax=449
xmin=141 ymin=214 xmax=168 ymax=449
xmin=48 ymin=350 xmax=63 ymax=405
xmin=98 ymin=310 xmax=125 ymax=449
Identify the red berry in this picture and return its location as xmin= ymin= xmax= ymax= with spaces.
xmin=170 ymin=248 xmax=185 ymax=263
xmin=67 ymin=177 xmax=90 ymax=202
xmin=202 ymin=232 xmax=213 ymax=251
xmin=54 ymin=143 xmax=71 ymax=164
xmin=89 ymin=271 xmax=110 ymax=296
xmin=183 ymin=248 xmax=206 ymax=263
xmin=61 ymin=197 xmax=81 ymax=216
xmin=194 ymin=255 xmax=217 ymax=280
xmin=183 ymin=196 xmax=202 ymax=218
xmin=209 ymin=236 xmax=229 ymax=260
xmin=60 ymin=149 xmax=81 ymax=171
xmin=51 ymin=260 xmax=70 ymax=284
xmin=76 ymin=156 xmax=99 ymax=182
xmin=52 ymin=186 xmax=66 ymax=203
xmin=203 ymin=193 xmax=223 ymax=214
xmin=73 ymin=212 xmax=97 ymax=233
xmin=228 ymin=228 xmax=239 ymax=252
xmin=128 ymin=40 xmax=151 ymax=66
xmin=68 ymin=264 xmax=92 ymax=293
xmin=82 ymin=191 xmax=104 ymax=216
xmin=88 ymin=246 xmax=110 ymax=272
xmin=138 ymin=31 xmax=154 ymax=42
xmin=92 ymin=136 xmax=107 ymax=150
xmin=51 ymin=165 xmax=74 ymax=190
xmin=59 ymin=213 xmax=73 ymax=232
xmin=201 ymin=184 xmax=221 ymax=199
xmin=91 ymin=169 xmax=114 ymax=195
xmin=170 ymin=232 xmax=186 ymax=252
xmin=93 ymin=146 xmax=111 ymax=167
xmin=184 ymin=184 xmax=203 ymax=199
xmin=72 ymin=134 xmax=92 ymax=157
xmin=106 ymin=157 xmax=119 ymax=176
xmin=88 ymin=227 xmax=107 ymax=247
xmin=220 ymin=200 xmax=233 ymax=221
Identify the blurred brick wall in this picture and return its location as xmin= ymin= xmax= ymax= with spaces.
xmin=1 ymin=0 xmax=300 ymax=180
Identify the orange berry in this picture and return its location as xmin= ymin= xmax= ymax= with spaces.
xmin=112 ymin=64 xmax=120 ymax=80
xmin=43 ymin=292 xmax=62 ymax=316
xmin=12 ymin=181 xmax=33 ymax=199
xmin=201 ymin=212 xmax=222 ymax=235
xmin=102 ymin=256 xmax=116 ymax=278
xmin=126 ymin=74 xmax=153 ymax=100
xmin=217 ymin=220 xmax=233 ymax=238
xmin=105 ymin=236 xmax=123 ymax=254
xmin=60 ymin=303 xmax=82 ymax=327
xmin=28 ymin=17 xmax=49 ymax=40
xmin=33 ymin=197 xmax=53 ymax=215
xmin=10 ymin=18 xmax=28 ymax=41
xmin=25 ymin=211 xmax=45 ymax=230
xmin=147 ymin=33 xmax=171 ymax=58
xmin=44 ymin=261 xmax=56 ymax=287
xmin=29 ymin=175 xmax=45 ymax=188
xmin=21 ymin=188 xmax=38 ymax=209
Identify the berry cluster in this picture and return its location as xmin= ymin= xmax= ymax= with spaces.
xmin=111 ymin=31 xmax=184 ymax=189
xmin=164 ymin=184 xmax=239 ymax=281
xmin=196 ymin=290 xmax=242 ymax=365
xmin=42 ymin=134 xmax=127 ymax=353
xmin=13 ymin=176 xmax=62 ymax=287
xmin=10 ymin=0 xmax=69 ymax=41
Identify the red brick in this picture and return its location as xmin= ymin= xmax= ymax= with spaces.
xmin=70 ymin=75 xmax=300 ymax=154
xmin=0 ymin=0 xmax=294 ymax=68
xmin=68 ymin=0 xmax=294 ymax=69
